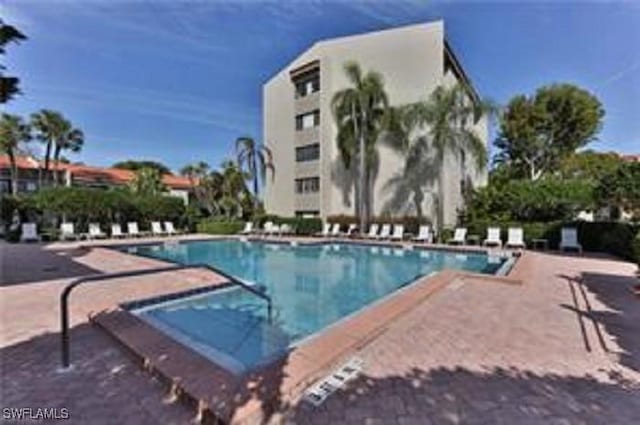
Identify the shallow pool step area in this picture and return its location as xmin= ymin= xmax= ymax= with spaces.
xmin=302 ymin=357 xmax=365 ymax=406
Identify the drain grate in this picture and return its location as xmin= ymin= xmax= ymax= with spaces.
xmin=303 ymin=357 xmax=364 ymax=406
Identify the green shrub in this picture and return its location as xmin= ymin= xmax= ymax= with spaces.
xmin=632 ymin=232 xmax=640 ymax=266
xmin=326 ymin=215 xmax=430 ymax=235
xmin=196 ymin=218 xmax=244 ymax=234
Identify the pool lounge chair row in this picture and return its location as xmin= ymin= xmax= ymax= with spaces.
xmin=451 ymin=226 xmax=582 ymax=252
xmin=20 ymin=221 xmax=183 ymax=242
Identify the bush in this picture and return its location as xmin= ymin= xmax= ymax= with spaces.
xmin=326 ymin=215 xmax=430 ymax=235
xmin=632 ymin=232 xmax=640 ymax=266
xmin=196 ymin=218 xmax=244 ymax=234
xmin=464 ymin=219 xmax=639 ymax=260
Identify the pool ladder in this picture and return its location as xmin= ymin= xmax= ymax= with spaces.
xmin=59 ymin=263 xmax=272 ymax=369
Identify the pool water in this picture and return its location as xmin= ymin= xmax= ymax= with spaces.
xmin=127 ymin=240 xmax=506 ymax=374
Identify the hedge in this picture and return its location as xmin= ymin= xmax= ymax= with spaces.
xmin=326 ymin=215 xmax=430 ymax=235
xmin=252 ymin=214 xmax=322 ymax=235
xmin=1 ymin=187 xmax=186 ymax=240
xmin=464 ymin=219 xmax=639 ymax=262
xmin=196 ymin=218 xmax=245 ymax=235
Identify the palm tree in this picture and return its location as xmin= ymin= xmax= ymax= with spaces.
xmin=129 ymin=167 xmax=167 ymax=196
xmin=0 ymin=113 xmax=31 ymax=194
xmin=220 ymin=160 xmax=249 ymax=218
xmin=1 ymin=19 xmax=27 ymax=103
xmin=52 ymin=119 xmax=84 ymax=185
xmin=404 ymin=83 xmax=493 ymax=230
xmin=235 ymin=136 xmax=274 ymax=208
xmin=30 ymin=109 xmax=65 ymax=186
xmin=331 ymin=61 xmax=389 ymax=230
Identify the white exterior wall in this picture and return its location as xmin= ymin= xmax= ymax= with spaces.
xmin=264 ymin=21 xmax=488 ymax=227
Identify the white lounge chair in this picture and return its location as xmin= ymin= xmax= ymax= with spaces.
xmin=111 ymin=224 xmax=125 ymax=238
xmin=560 ymin=227 xmax=582 ymax=253
xmin=60 ymin=222 xmax=79 ymax=241
xmin=88 ymin=223 xmax=107 ymax=240
xmin=20 ymin=222 xmax=39 ymax=242
xmin=164 ymin=221 xmax=182 ymax=235
xmin=280 ymin=223 xmax=293 ymax=235
xmin=390 ymin=224 xmax=404 ymax=241
xmin=151 ymin=221 xmax=167 ymax=236
xmin=412 ymin=225 xmax=432 ymax=243
xmin=127 ymin=222 xmax=145 ymax=238
xmin=505 ymin=227 xmax=525 ymax=249
xmin=264 ymin=221 xmax=280 ymax=236
xmin=483 ymin=227 xmax=502 ymax=248
xmin=329 ymin=223 xmax=341 ymax=237
xmin=365 ymin=224 xmax=379 ymax=239
xmin=448 ymin=228 xmax=467 ymax=245
xmin=342 ymin=223 xmax=357 ymax=237
xmin=377 ymin=224 xmax=391 ymax=240
xmin=240 ymin=222 xmax=253 ymax=235
xmin=316 ymin=223 xmax=331 ymax=237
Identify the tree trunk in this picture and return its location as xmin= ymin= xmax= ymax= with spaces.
xmin=253 ymin=157 xmax=260 ymax=210
xmin=8 ymin=150 xmax=18 ymax=195
xmin=413 ymin=188 xmax=423 ymax=219
xmin=53 ymin=144 xmax=62 ymax=186
xmin=358 ymin=111 xmax=367 ymax=233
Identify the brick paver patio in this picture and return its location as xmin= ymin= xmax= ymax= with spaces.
xmin=1 ymin=238 xmax=639 ymax=424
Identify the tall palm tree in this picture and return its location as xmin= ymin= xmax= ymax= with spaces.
xmin=52 ymin=119 xmax=84 ymax=185
xmin=129 ymin=167 xmax=167 ymax=196
xmin=30 ymin=109 xmax=65 ymax=186
xmin=331 ymin=61 xmax=389 ymax=230
xmin=404 ymin=83 xmax=493 ymax=230
xmin=0 ymin=113 xmax=31 ymax=195
xmin=235 ymin=136 xmax=274 ymax=208
xmin=220 ymin=160 xmax=250 ymax=218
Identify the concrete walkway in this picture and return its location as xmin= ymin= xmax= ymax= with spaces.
xmin=1 ymin=239 xmax=639 ymax=424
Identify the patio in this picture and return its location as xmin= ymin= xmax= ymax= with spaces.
xmin=1 ymin=237 xmax=639 ymax=424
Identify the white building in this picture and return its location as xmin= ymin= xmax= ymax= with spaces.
xmin=263 ymin=21 xmax=488 ymax=227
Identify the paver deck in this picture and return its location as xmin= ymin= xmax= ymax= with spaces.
xmin=1 ymin=237 xmax=639 ymax=424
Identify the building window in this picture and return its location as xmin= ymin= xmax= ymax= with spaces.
xmin=295 ymin=110 xmax=319 ymax=130
xmin=295 ymin=144 xmax=320 ymax=162
xmin=295 ymin=210 xmax=320 ymax=217
xmin=295 ymin=74 xmax=320 ymax=98
xmin=295 ymin=177 xmax=319 ymax=194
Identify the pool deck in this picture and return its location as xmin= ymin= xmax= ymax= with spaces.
xmin=1 ymin=235 xmax=639 ymax=424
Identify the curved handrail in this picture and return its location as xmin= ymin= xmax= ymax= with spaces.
xmin=60 ymin=263 xmax=272 ymax=369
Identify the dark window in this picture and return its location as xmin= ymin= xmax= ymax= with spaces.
xmin=295 ymin=210 xmax=320 ymax=217
xmin=296 ymin=144 xmax=320 ymax=162
xmin=295 ymin=177 xmax=320 ymax=194
xmin=295 ymin=110 xmax=320 ymax=130
xmin=294 ymin=73 xmax=320 ymax=98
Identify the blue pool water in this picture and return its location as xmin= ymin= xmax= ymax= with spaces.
xmin=126 ymin=240 xmax=507 ymax=374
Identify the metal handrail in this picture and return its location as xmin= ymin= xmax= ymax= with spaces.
xmin=60 ymin=263 xmax=272 ymax=369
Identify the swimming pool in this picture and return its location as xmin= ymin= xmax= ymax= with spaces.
xmin=125 ymin=240 xmax=508 ymax=374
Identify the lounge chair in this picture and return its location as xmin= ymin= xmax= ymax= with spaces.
xmin=20 ymin=222 xmax=40 ymax=242
xmin=505 ymin=227 xmax=525 ymax=249
xmin=412 ymin=225 xmax=432 ymax=243
xmin=329 ymin=223 xmax=341 ymax=237
xmin=264 ymin=221 xmax=280 ymax=236
xmin=365 ymin=224 xmax=379 ymax=239
xmin=240 ymin=222 xmax=253 ymax=235
xmin=560 ymin=227 xmax=582 ymax=253
xmin=60 ymin=222 xmax=79 ymax=241
xmin=127 ymin=222 xmax=146 ymax=238
xmin=390 ymin=224 xmax=404 ymax=241
xmin=111 ymin=224 xmax=126 ymax=238
xmin=483 ymin=227 xmax=502 ymax=248
xmin=280 ymin=223 xmax=293 ymax=235
xmin=448 ymin=228 xmax=467 ymax=245
xmin=316 ymin=223 xmax=331 ymax=237
xmin=377 ymin=224 xmax=391 ymax=240
xmin=151 ymin=221 xmax=167 ymax=236
xmin=342 ymin=224 xmax=357 ymax=237
xmin=88 ymin=223 xmax=107 ymax=240
xmin=164 ymin=221 xmax=182 ymax=235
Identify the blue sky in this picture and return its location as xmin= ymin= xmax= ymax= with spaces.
xmin=3 ymin=1 xmax=639 ymax=173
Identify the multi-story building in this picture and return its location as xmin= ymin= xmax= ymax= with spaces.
xmin=263 ymin=21 xmax=488 ymax=227
xmin=0 ymin=155 xmax=194 ymax=204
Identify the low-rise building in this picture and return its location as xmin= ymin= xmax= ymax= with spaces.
xmin=0 ymin=155 xmax=194 ymax=203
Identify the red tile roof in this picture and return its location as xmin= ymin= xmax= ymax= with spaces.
xmin=0 ymin=155 xmax=194 ymax=189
